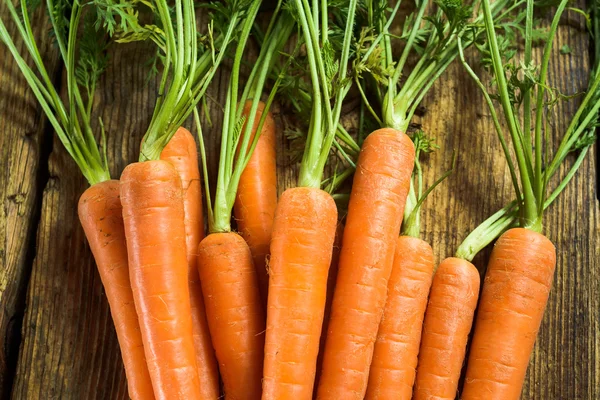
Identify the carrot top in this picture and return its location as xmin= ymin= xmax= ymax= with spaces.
xmin=0 ymin=0 xmax=111 ymax=185
xmin=455 ymin=0 xmax=599 ymax=260
xmin=309 ymin=0 xmax=518 ymax=230
xmin=111 ymin=0 xmax=255 ymax=162
xmin=290 ymin=0 xmax=358 ymax=189
xmin=201 ymin=4 xmax=294 ymax=233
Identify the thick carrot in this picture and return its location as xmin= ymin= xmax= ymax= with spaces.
xmin=160 ymin=127 xmax=219 ymax=397
xmin=197 ymin=232 xmax=265 ymax=400
xmin=314 ymin=222 xmax=344 ymax=394
xmin=461 ymin=227 xmax=556 ymax=400
xmin=316 ymin=128 xmax=415 ymax=399
xmin=365 ymin=236 xmax=434 ymax=400
xmin=262 ymin=187 xmax=338 ymax=399
xmin=78 ymin=180 xmax=155 ymax=400
xmin=120 ymin=160 xmax=201 ymax=399
xmin=413 ymin=257 xmax=480 ymax=400
xmin=234 ymin=100 xmax=278 ymax=307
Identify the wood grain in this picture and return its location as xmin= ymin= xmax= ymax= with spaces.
xmin=0 ymin=3 xmax=59 ymax=394
xmin=0 ymin=5 xmax=598 ymax=400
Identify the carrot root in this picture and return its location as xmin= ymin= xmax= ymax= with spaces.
xmin=317 ymin=128 xmax=415 ymax=399
xmin=197 ymin=232 xmax=265 ymax=400
xmin=234 ymin=100 xmax=278 ymax=307
xmin=78 ymin=180 xmax=155 ymax=400
xmin=263 ymin=187 xmax=338 ymax=399
xmin=161 ymin=127 xmax=219 ymax=398
xmin=314 ymin=222 xmax=345 ymax=395
xmin=462 ymin=227 xmax=556 ymax=400
xmin=366 ymin=236 xmax=434 ymax=400
xmin=413 ymin=257 xmax=480 ymax=400
xmin=120 ymin=160 xmax=201 ymax=399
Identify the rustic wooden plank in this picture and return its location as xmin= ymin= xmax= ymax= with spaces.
xmin=414 ymin=8 xmax=599 ymax=399
xmin=0 ymin=3 xmax=59 ymax=394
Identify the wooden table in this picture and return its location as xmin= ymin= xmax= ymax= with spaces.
xmin=0 ymin=3 xmax=598 ymax=399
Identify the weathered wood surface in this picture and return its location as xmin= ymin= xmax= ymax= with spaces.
xmin=0 ymin=3 xmax=59 ymax=395
xmin=0 ymin=5 xmax=598 ymax=400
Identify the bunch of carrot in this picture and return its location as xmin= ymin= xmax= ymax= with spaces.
xmin=1 ymin=0 xmax=599 ymax=397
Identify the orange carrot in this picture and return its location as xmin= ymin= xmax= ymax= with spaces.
xmin=78 ymin=180 xmax=155 ymax=400
xmin=191 ymin=8 xmax=287 ymax=398
xmin=461 ymin=228 xmax=556 ymax=400
xmin=234 ymin=100 xmax=278 ymax=306
xmin=197 ymin=232 xmax=265 ymax=400
xmin=316 ymin=128 xmax=415 ymax=399
xmin=314 ymin=221 xmax=344 ymax=394
xmin=413 ymin=257 xmax=480 ymax=400
xmin=120 ymin=160 xmax=201 ymax=399
xmin=262 ymin=187 xmax=338 ymax=399
xmin=160 ymin=127 xmax=219 ymax=397
xmin=365 ymin=236 xmax=434 ymax=400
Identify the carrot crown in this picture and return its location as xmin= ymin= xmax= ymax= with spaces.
xmin=0 ymin=0 xmax=111 ymax=185
xmin=203 ymin=5 xmax=294 ymax=234
xmin=120 ymin=0 xmax=251 ymax=162
xmin=455 ymin=0 xmax=599 ymax=260
xmin=293 ymin=0 xmax=358 ymax=188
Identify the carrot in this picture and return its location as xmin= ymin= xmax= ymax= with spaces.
xmin=78 ymin=181 xmax=155 ymax=400
xmin=262 ymin=2 xmax=357 ymax=397
xmin=160 ymin=127 xmax=219 ymax=398
xmin=120 ymin=160 xmax=201 ymax=399
xmin=364 ymin=236 xmax=434 ymax=399
xmin=412 ymin=257 xmax=479 ymax=400
xmin=234 ymin=100 xmax=278 ymax=307
xmin=262 ymin=188 xmax=338 ymax=398
xmin=461 ymin=228 xmax=556 ymax=399
xmin=196 ymin=232 xmax=265 ymax=399
xmin=316 ymin=128 xmax=415 ymax=399
xmin=314 ymin=221 xmax=344 ymax=394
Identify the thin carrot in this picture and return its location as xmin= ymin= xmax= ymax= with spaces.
xmin=412 ymin=257 xmax=480 ymax=400
xmin=461 ymin=228 xmax=556 ymax=399
xmin=317 ymin=128 xmax=415 ymax=399
xmin=314 ymin=221 xmax=344 ymax=394
xmin=160 ymin=127 xmax=219 ymax=398
xmin=197 ymin=232 xmax=265 ymax=399
xmin=120 ymin=160 xmax=201 ymax=399
xmin=234 ymin=100 xmax=278 ymax=307
xmin=363 ymin=130 xmax=455 ymax=399
xmin=365 ymin=236 xmax=434 ymax=400
xmin=78 ymin=181 xmax=155 ymax=400
xmin=263 ymin=188 xmax=338 ymax=398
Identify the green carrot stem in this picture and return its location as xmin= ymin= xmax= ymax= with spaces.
xmin=211 ymin=4 xmax=292 ymax=233
xmin=481 ymin=0 xmax=539 ymax=229
xmin=456 ymin=144 xmax=591 ymax=261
